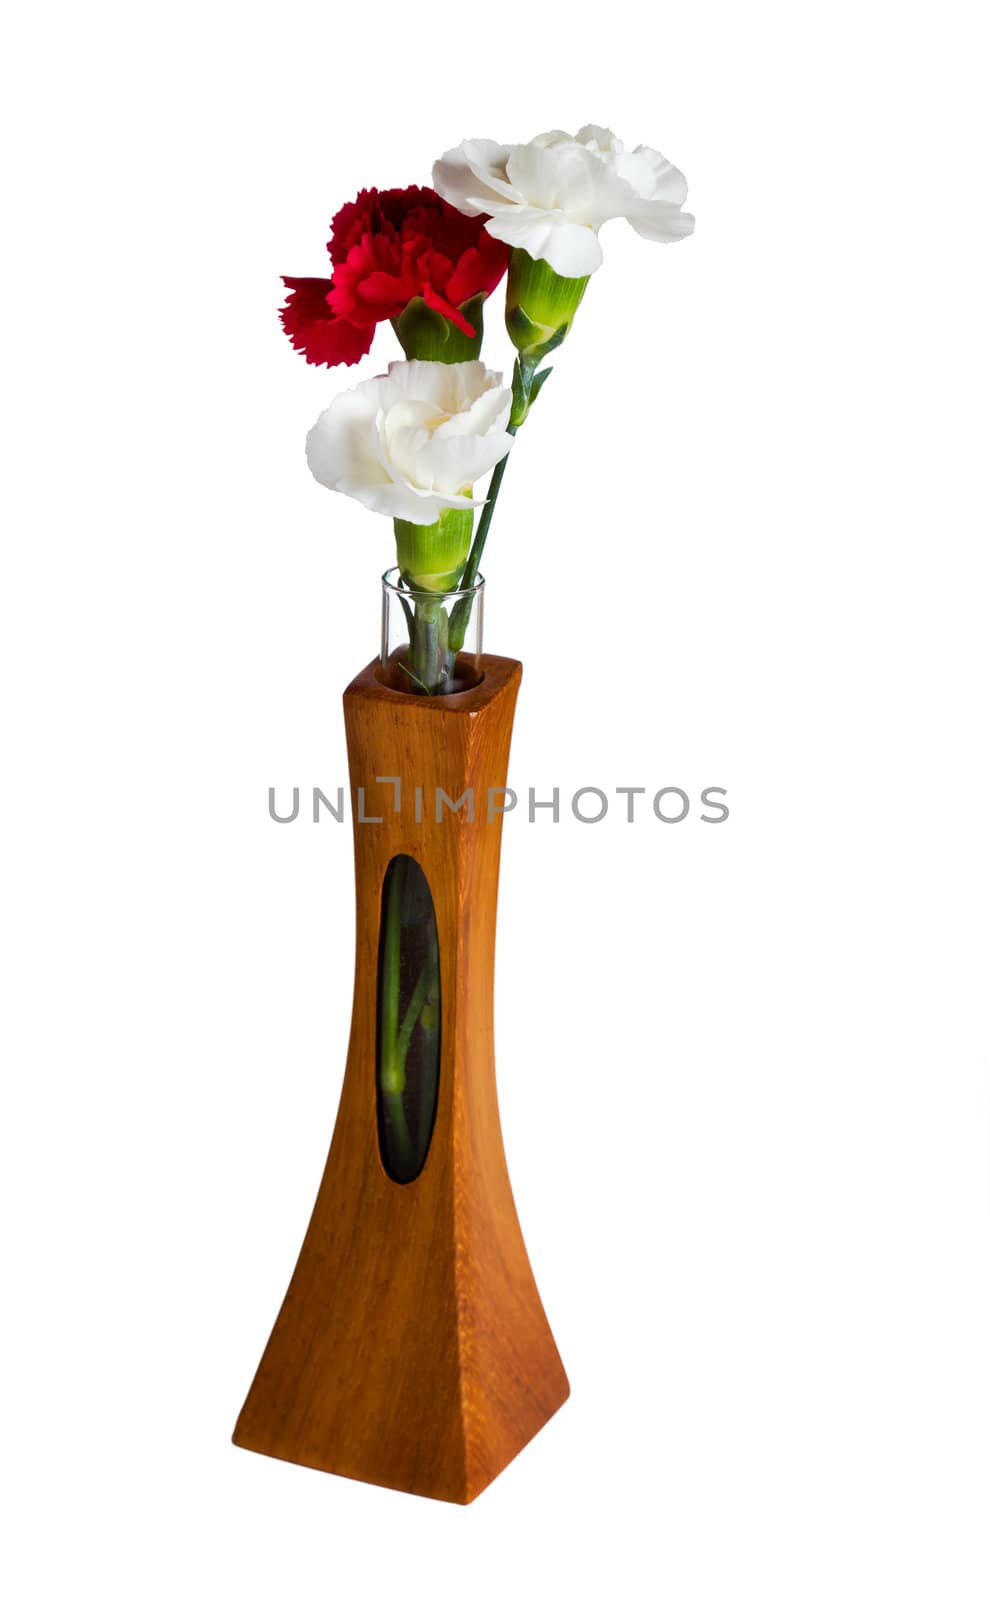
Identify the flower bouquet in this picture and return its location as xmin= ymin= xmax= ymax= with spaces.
xmin=234 ymin=126 xmax=694 ymax=1502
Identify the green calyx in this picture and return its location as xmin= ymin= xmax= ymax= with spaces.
xmin=392 ymin=291 xmax=487 ymax=363
xmin=505 ymin=249 xmax=589 ymax=358
xmin=394 ymin=505 xmax=474 ymax=592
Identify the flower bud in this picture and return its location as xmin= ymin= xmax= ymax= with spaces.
xmin=394 ymin=506 xmax=474 ymax=592
xmin=504 ymin=249 xmax=588 ymax=357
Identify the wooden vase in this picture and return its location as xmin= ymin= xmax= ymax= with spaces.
xmin=233 ymin=655 xmax=569 ymax=1503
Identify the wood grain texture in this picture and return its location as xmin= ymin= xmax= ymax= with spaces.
xmin=233 ymin=656 xmax=569 ymax=1503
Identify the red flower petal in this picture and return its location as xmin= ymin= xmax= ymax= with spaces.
xmin=421 ymin=282 xmax=476 ymax=338
xmin=357 ymin=270 xmax=417 ymax=308
xmin=329 ymin=186 xmax=437 ymax=267
xmin=279 ymin=277 xmax=375 ymax=368
xmin=443 ymin=248 xmax=482 ymax=311
xmin=280 ymin=190 xmax=510 ymax=366
xmin=442 ymin=232 xmax=510 ymax=311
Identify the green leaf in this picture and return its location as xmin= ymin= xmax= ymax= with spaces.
xmin=509 ymin=351 xmax=556 ymax=427
xmin=528 ymin=365 xmax=554 ymax=406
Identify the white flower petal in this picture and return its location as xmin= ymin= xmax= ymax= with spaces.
xmin=485 ymin=207 xmax=605 ymax=276
xmin=626 ymin=199 xmax=696 ymax=243
xmin=433 ymin=382 xmax=510 ymax=440
xmin=531 ymin=128 xmax=575 ymax=149
xmin=380 ymin=359 xmax=453 ymax=408
xmin=383 ymin=359 xmax=498 ymax=415
xmin=573 ymin=124 xmax=622 ymax=155
xmin=416 ymin=430 xmax=514 ymax=498
xmin=434 ymin=126 xmax=693 ymax=272
xmin=305 ymin=383 xmax=384 ymax=492
xmin=380 ymin=418 xmax=436 ymax=491
xmin=305 ymin=358 xmax=512 ymax=524
xmin=459 ymin=138 xmax=520 ymax=201
xmin=504 ymin=141 xmax=605 ymax=221
xmin=344 ymin=479 xmax=436 ymax=520
xmin=346 ymin=479 xmax=483 ymax=522
xmin=615 ymin=145 xmax=690 ymax=206
xmin=432 ymin=139 xmax=518 ymax=215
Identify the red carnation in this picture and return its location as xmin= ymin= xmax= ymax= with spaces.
xmin=280 ymin=186 xmax=509 ymax=368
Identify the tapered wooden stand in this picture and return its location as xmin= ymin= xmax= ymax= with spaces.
xmin=233 ymin=655 xmax=568 ymax=1503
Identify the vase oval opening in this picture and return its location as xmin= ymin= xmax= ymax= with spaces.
xmin=381 ymin=567 xmax=484 ymax=696
xmin=375 ymin=853 xmax=442 ymax=1184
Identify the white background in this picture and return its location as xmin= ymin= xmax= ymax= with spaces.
xmin=3 ymin=3 xmax=988 ymax=1595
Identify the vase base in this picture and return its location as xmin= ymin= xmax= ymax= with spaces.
xmin=232 ymin=1372 xmax=569 ymax=1505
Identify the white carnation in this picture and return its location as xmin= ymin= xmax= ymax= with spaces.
xmin=305 ymin=360 xmax=514 ymax=525
xmin=433 ymin=124 xmax=694 ymax=278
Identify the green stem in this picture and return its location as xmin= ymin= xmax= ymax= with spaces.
xmin=447 ymin=415 xmax=518 ymax=653
xmin=416 ymin=975 xmax=440 ymax=1149
xmin=378 ymin=860 xmax=431 ymax=1172
xmin=383 ymin=1090 xmax=413 ymax=1167
xmin=460 ymin=420 xmax=517 ymax=593
xmin=395 ymin=954 xmax=435 ymax=1065
xmin=407 ymin=593 xmax=455 ymax=695
xmin=379 ymin=860 xmax=404 ymax=1093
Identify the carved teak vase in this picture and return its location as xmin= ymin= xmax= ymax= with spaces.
xmin=233 ymin=655 xmax=569 ymax=1503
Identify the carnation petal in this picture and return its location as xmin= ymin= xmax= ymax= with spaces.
xmin=531 ymin=128 xmax=576 ymax=149
xmin=460 ymin=139 xmax=519 ymax=201
xmin=485 ymin=207 xmax=605 ymax=276
xmin=617 ymin=145 xmax=690 ymax=206
xmin=432 ymin=140 xmax=517 ymax=216
xmin=433 ymin=128 xmax=693 ymax=275
xmin=279 ymin=277 xmax=375 ymax=368
xmin=574 ymin=124 xmax=621 ymax=153
xmin=379 ymin=481 xmax=489 ymax=518
xmin=442 ymin=230 xmax=509 ymax=308
xmin=421 ymin=281 xmax=476 ymax=337
xmin=506 ymin=140 xmax=630 ymax=228
xmin=382 ymin=358 xmax=489 ymax=412
xmin=356 ymin=269 xmax=414 ymax=307
xmin=305 ymin=356 xmax=512 ymax=523
xmin=417 ymin=430 xmax=514 ymax=497
xmin=380 ymin=413 xmax=439 ymax=490
xmin=305 ymin=382 xmax=385 ymax=491
xmin=504 ymin=142 xmax=587 ymax=214
xmin=340 ymin=480 xmax=453 ymax=522
xmin=432 ymin=382 xmax=510 ymax=440
xmin=289 ymin=184 xmax=507 ymax=364
xmin=626 ymin=199 xmax=696 ymax=243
